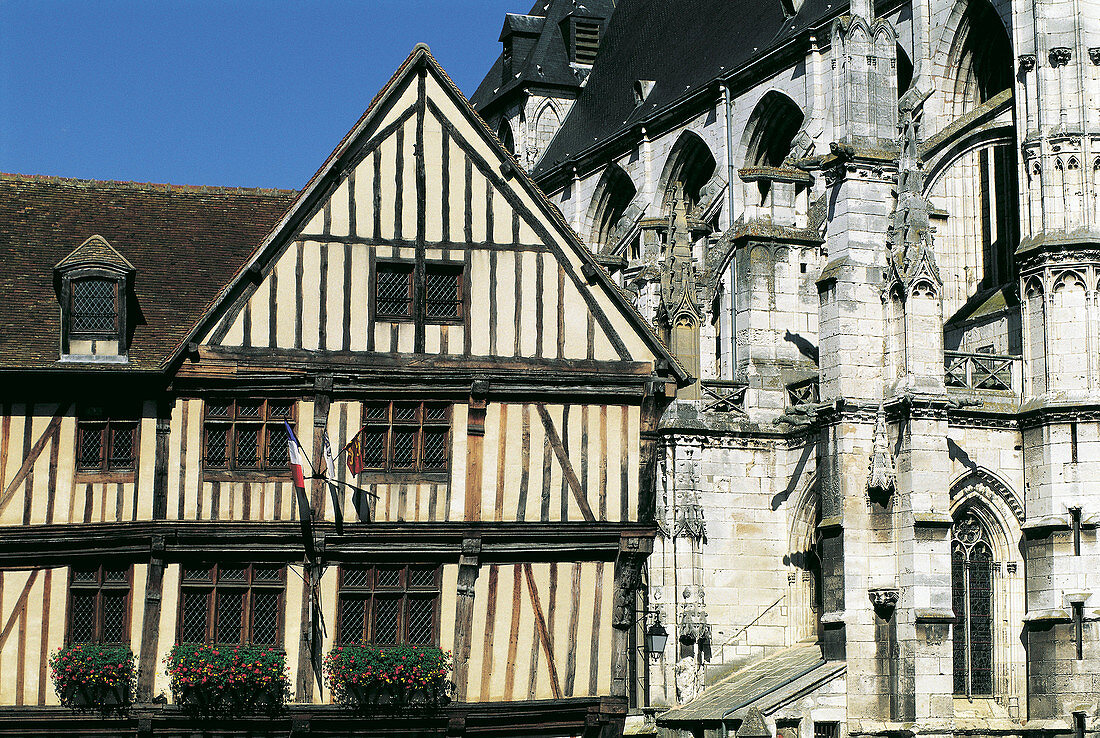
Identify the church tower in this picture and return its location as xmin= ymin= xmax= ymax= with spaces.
xmin=1013 ymin=0 xmax=1100 ymax=721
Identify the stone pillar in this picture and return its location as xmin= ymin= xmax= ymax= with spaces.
xmin=817 ymin=153 xmax=895 ymax=404
xmin=890 ymin=401 xmax=954 ymax=730
xmin=814 ymin=12 xmax=901 ymax=724
xmin=1011 ymin=0 xmax=1100 ymax=723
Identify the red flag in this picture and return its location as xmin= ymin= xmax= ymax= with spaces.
xmin=345 ymin=429 xmax=365 ymax=475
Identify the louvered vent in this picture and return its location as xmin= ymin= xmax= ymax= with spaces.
xmin=574 ymin=21 xmax=600 ymax=64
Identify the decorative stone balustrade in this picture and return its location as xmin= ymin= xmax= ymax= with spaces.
xmin=944 ymin=351 xmax=1021 ymax=394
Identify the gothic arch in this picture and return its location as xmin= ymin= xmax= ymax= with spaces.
xmin=948 ymin=491 xmax=1025 ymax=703
xmin=740 ymin=91 xmax=805 ymax=169
xmin=787 ymin=470 xmax=819 ymax=566
xmin=532 ymin=101 xmax=561 ymax=158
xmin=910 ymin=279 xmax=939 ymax=299
xmin=585 ymin=164 xmax=638 ymax=251
xmin=497 ymin=119 xmax=515 ymax=156
xmin=786 ymin=470 xmax=821 ymax=642
xmin=1052 ymin=269 xmax=1087 ymax=294
xmin=656 ymin=130 xmax=717 ymax=213
xmin=949 ymin=466 xmax=1023 ymax=530
xmin=1024 ymin=275 xmax=1044 ymax=299
xmin=942 ymin=0 xmax=1013 ymax=117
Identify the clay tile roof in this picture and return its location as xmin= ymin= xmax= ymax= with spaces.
xmin=0 ymin=173 xmax=296 ymax=372
xmin=55 ymin=234 xmax=134 ymax=272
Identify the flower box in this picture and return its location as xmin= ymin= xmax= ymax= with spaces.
xmin=49 ymin=644 xmax=134 ymax=712
xmin=324 ymin=644 xmax=452 ymax=710
xmin=167 ymin=644 xmax=289 ymax=715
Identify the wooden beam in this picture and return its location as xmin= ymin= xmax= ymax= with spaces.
xmin=426 ymin=98 xmax=632 ymax=361
xmin=136 ymin=540 xmax=166 ymax=701
xmin=534 ymin=405 xmax=595 ymax=522
xmin=523 ymin=563 xmax=562 ymax=699
xmin=0 ymin=406 xmax=68 ymax=518
xmin=0 ymin=570 xmax=38 ymax=648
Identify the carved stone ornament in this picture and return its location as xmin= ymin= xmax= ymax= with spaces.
xmin=659 ymin=184 xmax=703 ymax=322
xmin=869 ymin=588 xmax=899 ymax=609
xmin=674 ymin=503 xmax=706 ymax=540
xmin=1090 ymin=48 xmax=1100 ymax=65
xmin=612 ymin=557 xmax=644 ymax=629
xmin=654 ymin=505 xmax=671 ymax=538
xmin=1049 ymin=47 xmax=1072 ymax=67
xmin=1018 ymin=54 xmax=1036 ymax=72
xmin=678 ymin=609 xmax=712 ymax=644
xmin=674 ymin=657 xmax=705 ymax=704
xmin=866 ymin=403 xmax=896 ymax=500
xmin=887 ymin=89 xmax=943 ymax=292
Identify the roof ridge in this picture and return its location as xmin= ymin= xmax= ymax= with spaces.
xmin=0 ymin=172 xmax=298 ymax=196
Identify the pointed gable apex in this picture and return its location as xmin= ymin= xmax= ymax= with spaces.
xmin=182 ymin=45 xmax=687 ymax=385
xmin=55 ymin=234 xmax=134 ymax=273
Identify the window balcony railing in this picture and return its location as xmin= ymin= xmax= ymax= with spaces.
xmin=699 ymin=379 xmax=747 ymax=415
xmin=786 ymin=378 xmax=820 ymax=407
xmin=944 ymin=351 xmax=1021 ymax=394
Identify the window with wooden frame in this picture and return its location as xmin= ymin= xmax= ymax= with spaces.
xmin=68 ymin=563 xmax=131 ymax=644
xmin=203 ymin=399 xmax=295 ymax=475
xmin=372 ymin=260 xmax=463 ymax=325
xmin=336 ymin=564 xmax=441 ymax=646
xmin=353 ymin=401 xmax=450 ymax=474
xmin=424 ymin=263 xmax=463 ymax=321
xmin=76 ymin=407 xmax=139 ymax=476
xmin=177 ymin=564 xmax=285 ymax=645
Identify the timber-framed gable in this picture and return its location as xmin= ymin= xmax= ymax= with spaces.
xmin=0 ymin=45 xmax=684 ymax=738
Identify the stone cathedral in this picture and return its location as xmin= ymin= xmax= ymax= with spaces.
xmin=473 ymin=0 xmax=1100 ymax=736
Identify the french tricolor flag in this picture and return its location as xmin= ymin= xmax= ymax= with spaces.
xmin=285 ymin=421 xmax=311 ymax=523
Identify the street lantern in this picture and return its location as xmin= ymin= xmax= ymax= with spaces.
xmin=644 ymin=621 xmax=669 ymax=656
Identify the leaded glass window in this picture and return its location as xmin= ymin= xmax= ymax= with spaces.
xmin=952 ymin=511 xmax=995 ymax=697
xmin=336 ymin=565 xmax=440 ymax=646
xmin=203 ymin=399 xmax=295 ymax=474
xmin=373 ymin=260 xmax=463 ymax=324
xmin=374 ymin=264 xmax=413 ymax=318
xmin=76 ymin=408 xmax=138 ymax=475
xmin=350 ymin=401 xmax=450 ymax=474
xmin=178 ymin=564 xmax=284 ymax=645
xmin=424 ymin=264 xmax=462 ymax=320
xmin=68 ymin=564 xmax=131 ymax=644
xmin=71 ymin=278 xmax=118 ymax=336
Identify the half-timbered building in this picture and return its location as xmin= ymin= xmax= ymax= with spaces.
xmin=0 ymin=45 xmax=686 ymax=736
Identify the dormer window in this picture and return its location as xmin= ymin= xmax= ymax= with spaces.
xmin=54 ymin=234 xmax=134 ymax=361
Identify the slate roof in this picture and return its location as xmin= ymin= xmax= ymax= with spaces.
xmin=469 ymin=0 xmax=616 ymax=113
xmin=0 ymin=174 xmax=296 ymax=372
xmin=532 ymin=0 xmax=844 ymax=180
xmin=658 ymin=641 xmax=842 ymax=725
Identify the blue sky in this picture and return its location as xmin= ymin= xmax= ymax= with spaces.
xmin=0 ymin=1 xmax=518 ymax=188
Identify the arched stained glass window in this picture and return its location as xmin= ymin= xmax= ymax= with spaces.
xmin=952 ymin=511 xmax=995 ymax=696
